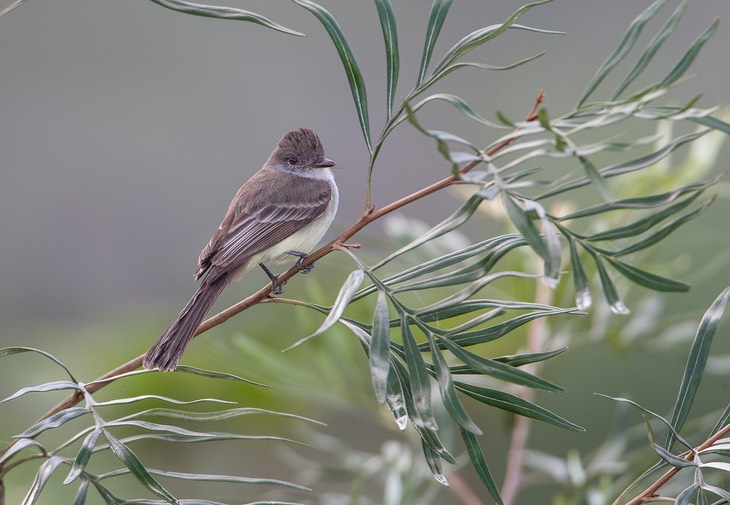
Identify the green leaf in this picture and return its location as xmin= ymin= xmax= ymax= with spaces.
xmin=420 ymin=440 xmax=448 ymax=486
xmin=401 ymin=315 xmax=436 ymax=430
xmin=591 ymin=253 xmax=630 ymax=315
xmin=536 ymin=130 xmax=709 ymax=200
xmin=438 ymin=335 xmax=562 ymax=391
xmin=370 ymin=290 xmax=391 ymax=404
xmin=1 ymin=381 xmax=82 ymax=403
xmin=121 ymin=407 xmax=324 ymax=426
xmin=567 ymin=237 xmax=591 ymax=310
xmin=425 ymin=332 xmax=482 ymax=434
xmin=175 ymin=365 xmax=270 ymax=387
xmin=0 ymin=438 xmax=45 ymax=466
xmin=611 ymin=0 xmax=688 ymax=99
xmin=430 ymin=1 xmax=553 ymax=78
xmin=18 ymin=407 xmax=88 ymax=438
xmin=64 ymin=428 xmax=103 ymax=484
xmin=665 ymin=288 xmax=730 ymax=450
xmin=652 ymin=443 xmax=695 ymax=468
xmin=576 ymin=0 xmax=667 ymax=107
xmin=94 ymin=394 xmax=235 ymax=407
xmin=460 ymin=428 xmax=503 ymax=505
xmin=416 ymin=0 xmax=453 ymax=87
xmin=372 ymin=193 xmax=485 ymax=270
xmin=605 ymin=257 xmax=689 ymax=293
xmin=72 ymin=478 xmax=90 ymax=505
xmin=710 ymin=404 xmax=730 ymax=436
xmin=23 ymin=456 xmax=65 ymax=505
xmin=456 ymin=382 xmax=583 ymax=432
xmin=503 ymin=194 xmax=547 ymax=258
xmin=291 ymin=0 xmax=371 ymax=151
xmin=692 ymin=114 xmax=730 ymax=135
xmin=148 ymin=0 xmax=304 ymax=36
xmin=612 ymin=197 xmax=713 ymax=257
xmin=285 ymin=269 xmax=364 ymax=350
xmin=0 ymin=346 xmax=78 ymax=382
xmin=373 ymin=0 xmax=399 ymax=117
xmin=385 ymin=366 xmax=408 ymax=430
xmin=146 ymin=469 xmax=310 ymax=490
xmin=658 ymin=18 xmax=719 ymax=89
xmin=493 ymin=347 xmax=567 ymax=367
xmin=410 ymin=93 xmax=505 ymax=129
xmin=597 ymin=395 xmax=692 ymax=450
xmin=103 ymin=429 xmax=180 ymax=503
xmin=522 ymin=199 xmax=561 ymax=287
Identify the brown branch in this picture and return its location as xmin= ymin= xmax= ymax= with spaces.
xmin=622 ymin=421 xmax=730 ymax=505
xmin=0 ymin=91 xmax=545 ymax=470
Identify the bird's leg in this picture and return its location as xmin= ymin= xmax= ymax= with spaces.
xmin=259 ymin=262 xmax=285 ymax=295
xmin=286 ymin=250 xmax=313 ymax=274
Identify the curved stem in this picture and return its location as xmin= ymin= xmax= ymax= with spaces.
xmin=0 ymin=91 xmax=545 ymax=470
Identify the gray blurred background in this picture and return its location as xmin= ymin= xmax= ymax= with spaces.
xmin=1 ymin=1 xmax=729 ymax=504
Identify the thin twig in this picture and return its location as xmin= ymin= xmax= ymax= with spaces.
xmin=0 ymin=91 xmax=545 ymax=469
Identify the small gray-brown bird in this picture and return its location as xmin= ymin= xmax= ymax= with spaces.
xmin=143 ymin=128 xmax=338 ymax=371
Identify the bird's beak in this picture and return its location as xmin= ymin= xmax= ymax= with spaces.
xmin=314 ymin=157 xmax=336 ymax=168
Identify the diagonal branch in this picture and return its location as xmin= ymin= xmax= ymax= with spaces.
xmin=0 ymin=91 xmax=544 ymax=468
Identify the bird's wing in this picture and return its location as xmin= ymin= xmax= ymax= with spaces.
xmin=196 ymin=170 xmax=332 ymax=281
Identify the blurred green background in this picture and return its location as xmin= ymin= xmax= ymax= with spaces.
xmin=1 ymin=1 xmax=729 ymax=503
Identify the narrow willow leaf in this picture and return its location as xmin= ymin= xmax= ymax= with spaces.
xmin=456 ymin=382 xmax=583 ymax=432
xmin=0 ymin=438 xmax=44 ymax=466
xmin=416 ymin=0 xmax=453 ymax=87
xmin=692 ymin=114 xmax=730 ymax=135
xmin=443 ymin=308 xmax=578 ymax=348
xmin=421 ymin=440 xmax=448 ymax=486
xmin=438 ymin=335 xmax=562 ymax=391
xmin=426 ymin=332 xmax=482 ymax=434
xmin=121 ymin=407 xmax=324 ymax=426
xmin=597 ymin=394 xmax=692 ymax=450
xmin=1 ymin=381 xmax=81 ymax=403
xmin=371 ymin=290 xmax=391 ymax=404
xmin=536 ymin=130 xmax=709 ymax=200
xmin=710 ymin=404 xmax=730 ymax=436
xmin=576 ymin=0 xmax=667 ymax=107
xmin=605 ymin=257 xmax=689 ymax=293
xmin=503 ymin=193 xmax=547 ymax=258
xmin=23 ymin=456 xmax=65 ymax=505
xmin=591 ymin=253 xmax=630 ymax=315
xmin=372 ymin=193 xmax=484 ymax=270
xmin=494 ymin=347 xmax=567 ymax=367
xmin=64 ymin=429 xmax=103 ymax=484
xmin=676 ymin=484 xmax=699 ymax=505
xmin=666 ymin=288 xmax=730 ymax=450
xmin=146 ymin=469 xmax=309 ymax=490
xmin=373 ymin=0 xmax=399 ymax=117
xmin=291 ymin=0 xmax=371 ymax=151
xmin=0 ymin=346 xmax=78 ymax=382
xmin=148 ymin=0 xmax=303 ymax=36
xmin=460 ymin=428 xmax=503 ymax=505
xmin=72 ymin=478 xmax=90 ymax=505
xmin=418 ymin=297 xmax=554 ymax=322
xmin=18 ymin=407 xmax=88 ymax=438
xmin=567 ymin=237 xmax=591 ymax=310
xmin=658 ymin=18 xmax=718 ymax=89
xmin=561 ymin=178 xmax=713 ymax=221
xmin=652 ymin=443 xmax=695 ymax=468
xmin=430 ymin=0 xmax=552 ymax=78
xmin=612 ymin=197 xmax=713 ymax=257
xmin=285 ymin=269 xmax=364 ymax=351
xmin=578 ymin=155 xmax=612 ymax=202
xmin=584 ymin=192 xmax=705 ymax=242
xmin=385 ymin=366 xmax=408 ymax=430
xmin=523 ymin=199 xmax=561 ymax=287
xmin=174 ymin=365 xmax=269 ymax=387
xmin=411 ymin=93 xmax=504 ymax=128
xmin=612 ymin=0 xmax=688 ymax=99
xmin=401 ymin=315 xmax=436 ymax=430
xmin=103 ymin=430 xmax=179 ymax=503
xmin=94 ymin=394 xmax=235 ymax=407
xmin=699 ymin=482 xmax=730 ymax=502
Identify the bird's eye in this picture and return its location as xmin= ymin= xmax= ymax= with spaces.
xmin=287 ymin=157 xmax=298 ymax=166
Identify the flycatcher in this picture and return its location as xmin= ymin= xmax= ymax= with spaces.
xmin=143 ymin=128 xmax=338 ymax=371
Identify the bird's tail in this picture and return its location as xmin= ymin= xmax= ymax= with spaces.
xmin=143 ymin=274 xmax=229 ymax=371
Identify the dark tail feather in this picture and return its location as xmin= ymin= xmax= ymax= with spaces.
xmin=143 ymin=274 xmax=229 ymax=371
